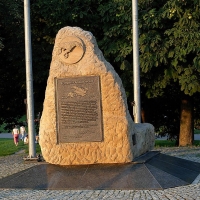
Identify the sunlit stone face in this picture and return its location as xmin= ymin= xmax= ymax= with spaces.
xmin=39 ymin=26 xmax=155 ymax=166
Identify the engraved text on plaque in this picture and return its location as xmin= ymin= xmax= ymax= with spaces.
xmin=55 ymin=76 xmax=103 ymax=143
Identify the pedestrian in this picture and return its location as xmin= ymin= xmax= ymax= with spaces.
xmin=35 ymin=134 xmax=39 ymax=144
xmin=20 ymin=125 xmax=26 ymax=141
xmin=24 ymin=134 xmax=29 ymax=144
xmin=12 ymin=125 xmax=20 ymax=146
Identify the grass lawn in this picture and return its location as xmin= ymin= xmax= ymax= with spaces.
xmin=0 ymin=138 xmax=41 ymax=157
xmin=195 ymin=129 xmax=200 ymax=134
xmin=155 ymin=140 xmax=200 ymax=147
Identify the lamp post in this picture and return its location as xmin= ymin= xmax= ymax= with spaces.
xmin=24 ymin=0 xmax=36 ymax=158
xmin=132 ymin=0 xmax=141 ymax=123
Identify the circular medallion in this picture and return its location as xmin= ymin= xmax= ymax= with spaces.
xmin=58 ymin=36 xmax=84 ymax=64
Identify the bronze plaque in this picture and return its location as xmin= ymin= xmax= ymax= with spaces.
xmin=55 ymin=76 xmax=103 ymax=143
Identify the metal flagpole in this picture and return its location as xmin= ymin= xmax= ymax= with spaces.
xmin=132 ymin=0 xmax=141 ymax=123
xmin=24 ymin=0 xmax=36 ymax=158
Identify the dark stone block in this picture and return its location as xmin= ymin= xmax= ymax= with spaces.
xmin=0 ymin=152 xmax=199 ymax=190
xmin=147 ymin=153 xmax=200 ymax=183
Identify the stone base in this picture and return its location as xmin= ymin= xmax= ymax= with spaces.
xmin=2 ymin=152 xmax=200 ymax=190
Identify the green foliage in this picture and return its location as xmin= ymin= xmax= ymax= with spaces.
xmin=141 ymin=84 xmax=181 ymax=141
xmin=0 ymin=0 xmax=25 ymax=126
xmin=120 ymin=60 xmax=133 ymax=98
xmin=0 ymin=0 xmax=200 ymax=142
xmin=0 ymin=37 xmax=4 ymax=51
xmin=136 ymin=0 xmax=200 ymax=142
xmin=98 ymin=0 xmax=132 ymax=63
xmin=139 ymin=0 xmax=200 ymax=97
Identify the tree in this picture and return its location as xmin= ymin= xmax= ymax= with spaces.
xmin=138 ymin=0 xmax=200 ymax=145
xmin=0 ymin=0 xmax=25 ymax=130
xmin=0 ymin=0 xmax=200 ymax=143
xmin=99 ymin=0 xmax=200 ymax=145
xmin=0 ymin=0 xmax=106 ymax=130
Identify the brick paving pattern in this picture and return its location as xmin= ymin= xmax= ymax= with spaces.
xmin=0 ymin=147 xmax=200 ymax=199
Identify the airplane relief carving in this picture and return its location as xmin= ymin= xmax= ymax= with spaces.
xmin=56 ymin=36 xmax=85 ymax=64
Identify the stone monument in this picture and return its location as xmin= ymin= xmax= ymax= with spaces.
xmin=39 ymin=26 xmax=155 ymax=165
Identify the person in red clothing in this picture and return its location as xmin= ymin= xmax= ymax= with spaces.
xmin=12 ymin=125 xmax=20 ymax=146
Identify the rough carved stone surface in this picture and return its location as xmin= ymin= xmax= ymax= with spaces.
xmin=39 ymin=26 xmax=155 ymax=165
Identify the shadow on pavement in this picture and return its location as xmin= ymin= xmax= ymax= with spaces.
xmin=0 ymin=151 xmax=200 ymax=190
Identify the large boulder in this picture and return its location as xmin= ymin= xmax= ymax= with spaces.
xmin=39 ymin=26 xmax=155 ymax=165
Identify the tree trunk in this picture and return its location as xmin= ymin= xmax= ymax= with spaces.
xmin=179 ymin=94 xmax=194 ymax=146
xmin=141 ymin=108 xmax=146 ymax=123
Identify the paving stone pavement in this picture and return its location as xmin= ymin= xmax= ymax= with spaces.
xmin=0 ymin=147 xmax=200 ymax=199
